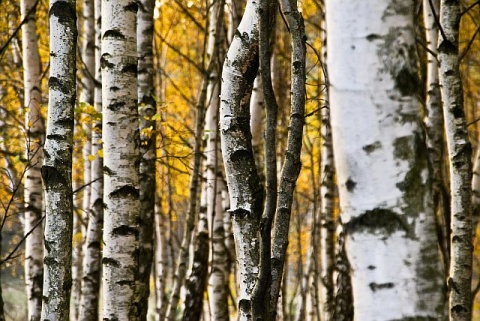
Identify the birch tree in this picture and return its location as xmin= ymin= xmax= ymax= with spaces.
xmin=438 ymin=0 xmax=473 ymax=319
xmin=101 ymin=0 xmax=140 ymax=318
xmin=41 ymin=0 xmax=77 ymax=318
xmin=20 ymin=0 xmax=44 ymax=318
xmin=137 ymin=0 xmax=156 ymax=317
xmin=78 ymin=0 xmax=102 ymax=317
xmin=423 ymin=0 xmax=450 ymax=269
xmin=219 ymin=0 xmax=262 ymax=319
xmin=326 ymin=1 xmax=445 ymax=319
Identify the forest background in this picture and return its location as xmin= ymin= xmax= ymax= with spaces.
xmin=0 ymin=0 xmax=480 ymax=320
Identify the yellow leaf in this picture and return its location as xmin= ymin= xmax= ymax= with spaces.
xmin=98 ymin=149 xmax=104 ymax=158
xmin=88 ymin=154 xmax=96 ymax=161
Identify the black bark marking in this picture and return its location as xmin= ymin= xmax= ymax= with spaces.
xmin=103 ymin=166 xmax=116 ymax=176
xmin=48 ymin=77 xmax=67 ymax=93
xmin=395 ymin=67 xmax=418 ymax=96
xmin=230 ymin=208 xmax=250 ymax=219
xmin=366 ymin=34 xmax=381 ymax=41
xmin=369 ymin=282 xmax=394 ymax=292
xmin=110 ymin=185 xmax=140 ymax=198
xmin=231 ymin=149 xmax=252 ymax=162
xmin=124 ymin=1 xmax=138 ymax=12
xmin=344 ymin=208 xmax=409 ymax=236
xmin=46 ymin=134 xmax=63 ymax=141
xmin=103 ymin=29 xmax=126 ymax=40
xmin=111 ymin=86 xmax=120 ymax=92
xmin=112 ymin=225 xmax=138 ymax=236
xmin=363 ymin=141 xmax=382 ymax=154
xmin=49 ymin=1 xmax=76 ymax=25
xmin=122 ymin=63 xmax=137 ymax=75
xmin=117 ymin=280 xmax=134 ymax=286
xmin=41 ymin=165 xmax=68 ymax=189
xmin=102 ymin=257 xmax=120 ymax=267
xmin=107 ymin=101 xmax=126 ymax=111
xmin=367 ymin=265 xmax=376 ymax=270
xmin=87 ymin=241 xmax=101 ymax=249
xmin=100 ymin=54 xmax=114 ymax=69
xmin=345 ymin=178 xmax=356 ymax=192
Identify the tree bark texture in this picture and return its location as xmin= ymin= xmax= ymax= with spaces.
xmin=219 ymin=0 xmax=262 ymax=319
xmin=423 ymin=0 xmax=450 ymax=272
xmin=41 ymin=0 xmax=77 ymax=318
xmin=101 ymin=0 xmax=140 ymax=318
xmin=20 ymin=0 xmax=44 ymax=318
xmin=137 ymin=0 xmax=156 ymax=317
xmin=326 ymin=1 xmax=445 ymax=319
xmin=270 ymin=0 xmax=306 ymax=317
xmin=438 ymin=1 xmax=473 ymax=320
xmin=78 ymin=0 xmax=102 ymax=318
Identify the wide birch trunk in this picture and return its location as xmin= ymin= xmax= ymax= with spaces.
xmin=41 ymin=0 xmax=77 ymax=318
xmin=326 ymin=1 xmax=445 ymax=319
xmin=20 ymin=0 xmax=44 ymax=318
xmin=438 ymin=1 xmax=473 ymax=319
xmin=101 ymin=0 xmax=140 ymax=319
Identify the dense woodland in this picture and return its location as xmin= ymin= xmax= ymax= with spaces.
xmin=0 ymin=0 xmax=480 ymax=320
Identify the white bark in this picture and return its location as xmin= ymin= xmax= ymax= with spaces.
xmin=203 ymin=1 xmax=229 ymax=319
xmin=41 ymin=0 xmax=77 ymax=318
xmin=220 ymin=1 xmax=262 ymax=319
xmin=438 ymin=1 xmax=473 ymax=319
xmin=326 ymin=1 xmax=445 ymax=319
xmin=154 ymin=201 xmax=169 ymax=321
xmin=78 ymin=0 xmax=102 ymax=317
xmin=101 ymin=0 xmax=140 ymax=319
xmin=20 ymin=0 xmax=44 ymax=318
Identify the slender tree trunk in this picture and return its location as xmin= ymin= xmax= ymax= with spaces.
xmin=154 ymin=199 xmax=169 ymax=321
xmin=269 ymin=1 xmax=306 ymax=317
xmin=326 ymin=1 xmax=445 ymax=319
xmin=78 ymin=0 xmax=102 ymax=317
xmin=332 ymin=224 xmax=353 ymax=321
xmin=219 ymin=1 xmax=262 ymax=319
xmin=73 ymin=0 xmax=95 ymax=317
xmin=101 ymin=0 xmax=140 ymax=318
xmin=319 ymin=7 xmax=335 ymax=321
xmin=137 ymin=0 xmax=156 ymax=317
xmin=438 ymin=1 xmax=473 ymax=320
xmin=423 ymin=0 xmax=450 ymax=272
xmin=41 ymin=0 xmax=77 ymax=318
xmin=20 ymin=0 xmax=44 ymax=318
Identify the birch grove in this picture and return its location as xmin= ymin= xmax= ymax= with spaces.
xmin=3 ymin=0 xmax=480 ymax=319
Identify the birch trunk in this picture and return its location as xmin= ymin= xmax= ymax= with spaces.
xmin=326 ymin=1 xmax=445 ymax=319
xmin=101 ymin=0 xmax=140 ymax=318
xmin=154 ymin=201 xmax=168 ymax=321
xmin=73 ymin=0 xmax=95 ymax=317
xmin=41 ymin=0 xmax=77 ymax=318
xmin=204 ymin=1 xmax=229 ymax=319
xmin=423 ymin=0 xmax=450 ymax=270
xmin=20 ymin=0 xmax=44 ymax=317
xmin=438 ymin=1 xmax=473 ymax=319
xmin=78 ymin=0 xmax=102 ymax=317
xmin=219 ymin=1 xmax=262 ymax=319
xmin=137 ymin=0 xmax=156 ymax=317
xmin=270 ymin=0 xmax=306 ymax=317
xmin=319 ymin=8 xmax=335 ymax=321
